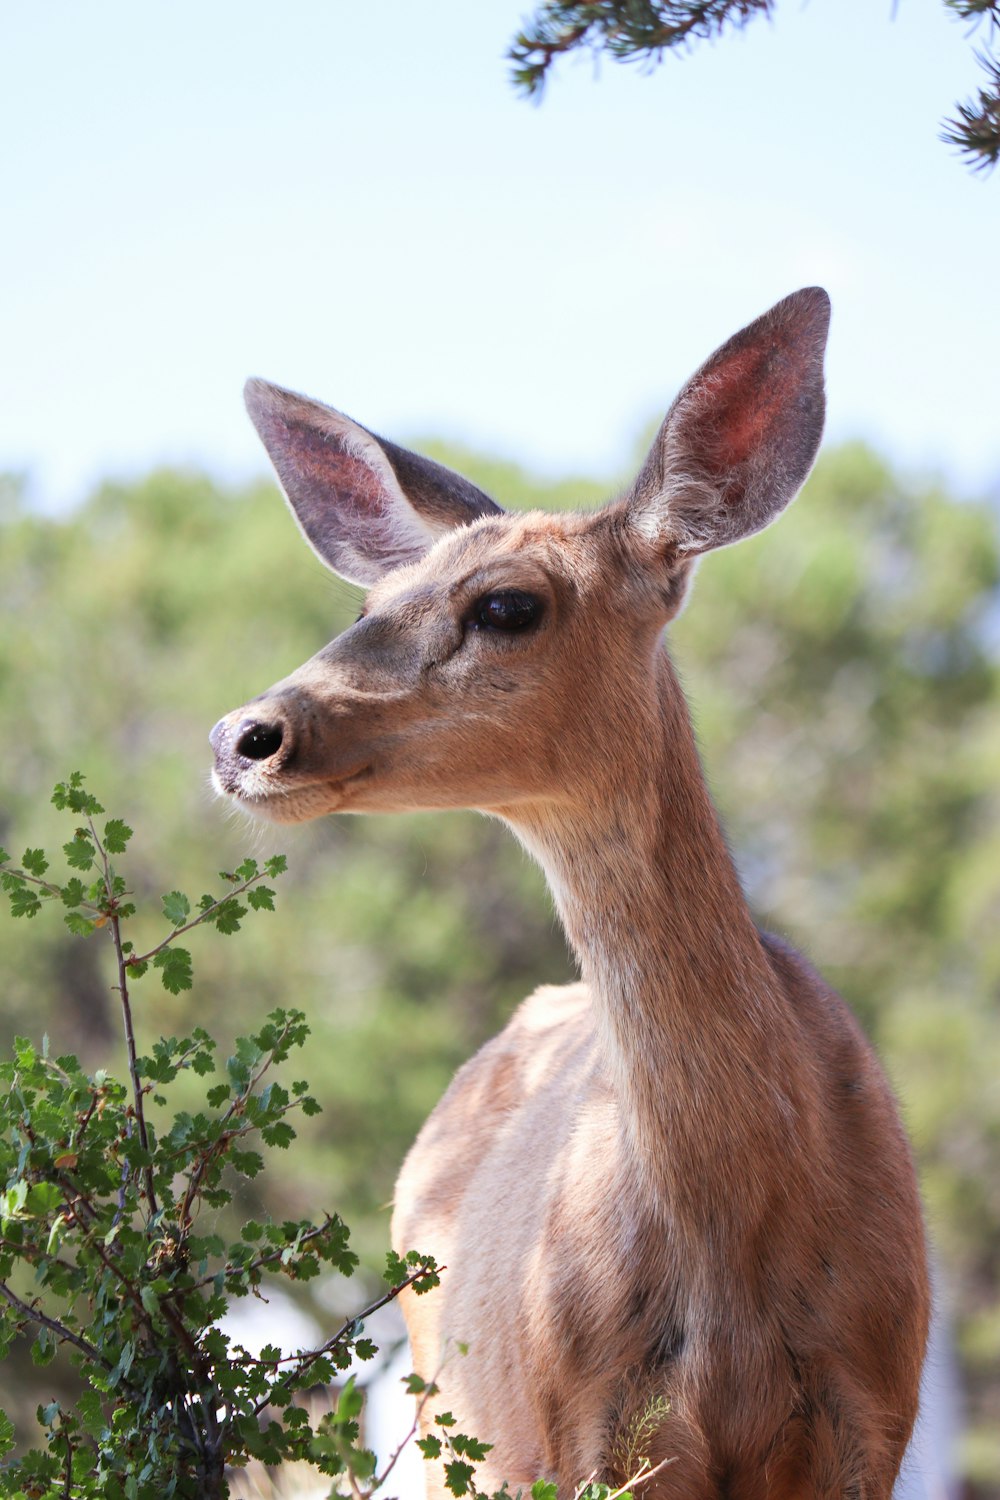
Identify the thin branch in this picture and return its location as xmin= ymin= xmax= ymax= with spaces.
xmin=61 ymin=1424 xmax=73 ymax=1500
xmin=0 ymin=1280 xmax=106 ymax=1366
xmin=177 ymin=1023 xmax=295 ymax=1231
xmin=72 ymin=1087 xmax=101 ymax=1148
xmin=603 ymin=1454 xmax=678 ymax=1499
xmin=373 ymin=1359 xmax=443 ymax=1492
xmin=181 ymin=1217 xmax=336 ymax=1296
xmin=0 ymin=1236 xmax=79 ymax=1279
xmin=89 ymin=813 xmax=159 ymax=1219
xmin=130 ymin=869 xmax=274 ymax=967
xmin=0 ymin=864 xmax=102 ymax=908
xmin=161 ymin=1092 xmax=305 ymax=1176
xmin=252 ymin=1261 xmax=443 ymax=1414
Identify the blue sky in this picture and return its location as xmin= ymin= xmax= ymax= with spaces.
xmin=1 ymin=0 xmax=997 ymax=510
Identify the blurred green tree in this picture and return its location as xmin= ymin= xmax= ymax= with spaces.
xmin=0 ymin=441 xmax=997 ymax=1483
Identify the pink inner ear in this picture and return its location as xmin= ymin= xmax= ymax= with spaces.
xmin=694 ymin=338 xmax=811 ymax=498
xmin=281 ymin=417 xmax=392 ymax=526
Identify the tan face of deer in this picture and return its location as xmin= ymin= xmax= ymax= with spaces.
xmin=210 ymin=288 xmax=830 ymax=825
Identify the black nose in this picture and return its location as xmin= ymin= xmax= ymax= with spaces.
xmin=235 ymin=719 xmax=284 ymax=762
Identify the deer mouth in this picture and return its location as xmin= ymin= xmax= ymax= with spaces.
xmin=211 ymin=763 xmax=374 ymax=824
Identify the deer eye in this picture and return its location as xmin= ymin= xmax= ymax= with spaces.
xmin=473 ymin=590 xmax=541 ymax=632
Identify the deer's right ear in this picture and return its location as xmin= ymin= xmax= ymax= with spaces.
xmin=244 ymin=380 xmax=503 ymax=587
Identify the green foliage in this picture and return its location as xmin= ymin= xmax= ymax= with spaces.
xmin=0 ymin=780 xmax=441 ymax=1498
xmin=509 ymin=0 xmax=1000 ymax=173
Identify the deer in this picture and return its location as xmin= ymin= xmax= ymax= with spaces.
xmin=209 ymin=288 xmax=930 ymax=1500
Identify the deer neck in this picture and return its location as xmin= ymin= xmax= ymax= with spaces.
xmin=502 ymin=647 xmax=805 ymax=1239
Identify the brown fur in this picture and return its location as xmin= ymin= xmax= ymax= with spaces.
xmin=212 ymin=290 xmax=929 ymax=1499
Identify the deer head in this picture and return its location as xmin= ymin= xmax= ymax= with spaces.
xmin=210 ymin=288 xmax=830 ymax=825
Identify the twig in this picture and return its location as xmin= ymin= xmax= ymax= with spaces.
xmin=61 ymin=1423 xmax=73 ymax=1500
xmin=89 ymin=814 xmax=158 ymax=1219
xmin=129 ymin=868 xmax=273 ymax=967
xmin=177 ymin=1024 xmax=294 ymax=1231
xmin=600 ymin=1454 xmax=677 ymax=1500
xmin=373 ymin=1357 xmax=444 ymax=1491
xmin=0 ymin=864 xmax=102 ymax=909
xmin=181 ymin=1217 xmax=335 ymax=1296
xmin=0 ymin=1279 xmax=106 ymax=1366
xmin=252 ymin=1261 xmax=443 ymax=1415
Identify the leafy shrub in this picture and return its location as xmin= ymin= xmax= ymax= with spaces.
xmin=0 ymin=775 xmax=441 ymax=1498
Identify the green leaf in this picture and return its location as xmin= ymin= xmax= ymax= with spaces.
xmin=384 ymin=1253 xmax=403 ymax=1284
xmin=22 ymin=848 xmax=48 ymax=877
xmin=2 ymin=1182 xmax=29 ymax=1226
xmin=247 ymin=885 xmax=275 ymax=912
xmin=413 ymin=1265 xmax=441 ymax=1294
xmin=417 ymin=1434 xmax=443 ymax=1460
xmin=25 ymin=1183 xmax=62 ymax=1217
xmin=0 ymin=1408 xmax=14 ymax=1458
xmin=453 ymin=1434 xmax=493 ymax=1460
xmin=64 ymin=911 xmax=96 ymax=937
xmin=212 ymin=898 xmax=247 ymax=935
xmin=444 ymin=1459 xmax=475 ymax=1495
xmin=335 ymin=1376 xmax=363 ymax=1422
xmin=8 ymin=885 xmax=42 ymax=919
xmin=153 ymin=947 xmax=193 ymax=994
xmin=103 ymin=819 xmax=134 ymax=853
xmin=229 ymin=1148 xmax=264 ymax=1177
xmin=161 ymin=890 xmax=191 ymax=927
xmin=63 ymin=832 xmax=96 ymax=871
xmin=108 ymin=1340 xmax=135 ymax=1387
xmin=31 ymin=1329 xmax=56 ymax=1367
xmin=76 ymin=1388 xmax=106 ymax=1440
xmin=264 ymin=854 xmax=288 ymax=877
xmin=52 ymin=774 xmax=103 ymax=815
xmin=139 ymin=1286 xmax=161 ymax=1318
xmin=234 ymin=858 xmax=259 ymax=882
xmin=60 ymin=877 xmax=87 ymax=907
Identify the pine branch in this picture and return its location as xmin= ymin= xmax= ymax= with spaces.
xmin=941 ymin=3 xmax=1000 ymax=171
xmin=509 ymin=0 xmax=1000 ymax=176
xmin=509 ymin=0 xmax=775 ymax=95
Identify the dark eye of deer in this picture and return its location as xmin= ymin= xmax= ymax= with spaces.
xmin=474 ymin=590 xmax=540 ymax=632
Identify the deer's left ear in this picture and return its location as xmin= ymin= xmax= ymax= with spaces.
xmin=626 ymin=287 xmax=831 ymax=556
